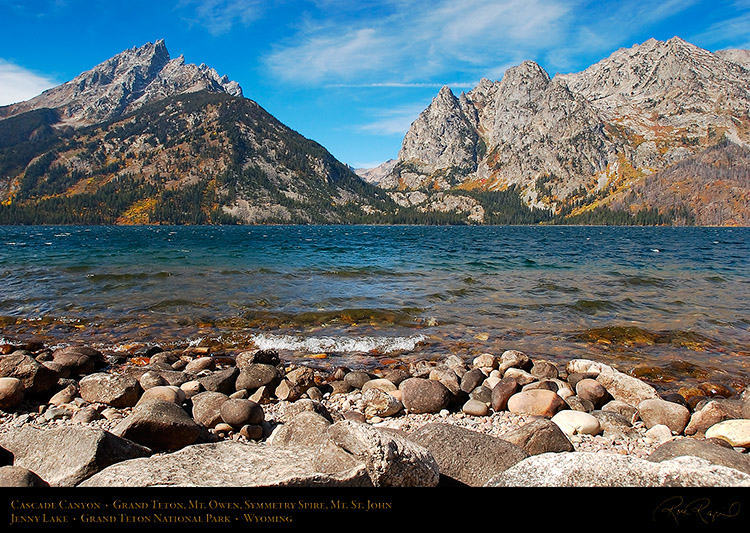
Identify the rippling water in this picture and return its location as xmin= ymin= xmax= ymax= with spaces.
xmin=1 ymin=225 xmax=748 ymax=391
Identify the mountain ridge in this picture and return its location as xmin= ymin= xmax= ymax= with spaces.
xmin=1 ymin=37 xmax=748 ymax=226
xmin=0 ymin=41 xmax=410 ymax=225
xmin=0 ymin=40 xmax=242 ymax=127
xmin=379 ymin=36 xmax=749 ymax=224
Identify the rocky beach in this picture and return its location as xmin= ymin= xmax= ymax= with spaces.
xmin=1 ymin=340 xmax=749 ymax=490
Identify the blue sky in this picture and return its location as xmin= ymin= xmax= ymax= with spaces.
xmin=1 ymin=0 xmax=748 ymax=169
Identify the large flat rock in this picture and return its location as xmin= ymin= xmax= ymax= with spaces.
xmin=486 ymin=451 xmax=750 ymax=487
xmin=80 ymin=441 xmax=372 ymax=487
xmin=0 ymin=426 xmax=151 ymax=487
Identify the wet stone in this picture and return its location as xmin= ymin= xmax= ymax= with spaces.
xmin=699 ymin=382 xmax=736 ymax=399
xmin=688 ymin=395 xmax=710 ymax=411
xmin=661 ymin=392 xmax=690 ymax=410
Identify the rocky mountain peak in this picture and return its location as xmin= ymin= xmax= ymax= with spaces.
xmin=436 ymin=85 xmax=455 ymax=99
xmin=501 ymin=60 xmax=550 ymax=88
xmin=0 ymin=40 xmax=243 ymax=125
xmin=378 ymin=36 xmax=750 ymax=223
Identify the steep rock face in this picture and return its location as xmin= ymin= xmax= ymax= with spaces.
xmin=557 ymin=37 xmax=750 ymax=158
xmin=0 ymin=40 xmax=242 ymax=126
xmin=383 ymin=85 xmax=479 ymax=191
xmin=381 ymin=37 xmax=750 ymax=223
xmin=355 ymin=159 xmax=397 ymax=185
xmin=0 ymin=92 xmax=397 ymax=225
xmin=474 ymin=61 xmax=622 ymax=205
xmin=388 ymin=61 xmax=623 ymax=211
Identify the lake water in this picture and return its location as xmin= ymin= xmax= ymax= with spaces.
xmin=1 ymin=225 xmax=748 ymax=392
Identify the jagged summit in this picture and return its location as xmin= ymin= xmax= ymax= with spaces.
xmin=0 ymin=40 xmax=242 ymax=126
xmin=380 ymin=36 xmax=750 ymax=223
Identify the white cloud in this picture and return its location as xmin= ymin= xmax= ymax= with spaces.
xmin=266 ymin=0 xmax=713 ymax=85
xmin=326 ymin=82 xmax=476 ymax=88
xmin=357 ymin=102 xmax=429 ymax=136
xmin=267 ymin=27 xmax=393 ymax=83
xmin=537 ymin=0 xmax=703 ymax=73
xmin=265 ymin=0 xmax=573 ymax=85
xmin=176 ymin=0 xmax=263 ymax=36
xmin=689 ymin=11 xmax=750 ymax=49
xmin=0 ymin=60 xmax=58 ymax=106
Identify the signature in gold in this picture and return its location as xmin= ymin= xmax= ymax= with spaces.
xmin=653 ymin=496 xmax=741 ymax=525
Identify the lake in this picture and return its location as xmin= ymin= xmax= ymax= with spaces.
xmin=1 ymin=225 xmax=748 ymax=392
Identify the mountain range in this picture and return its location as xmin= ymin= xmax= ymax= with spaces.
xmin=369 ymin=36 xmax=750 ymax=225
xmin=1 ymin=37 xmax=748 ymax=225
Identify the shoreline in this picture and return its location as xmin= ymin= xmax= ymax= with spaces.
xmin=1 ymin=340 xmax=749 ymax=490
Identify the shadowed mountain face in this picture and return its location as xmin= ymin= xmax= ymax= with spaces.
xmin=0 ymin=90 xmax=403 ymax=225
xmin=0 ymin=41 xmax=404 ymax=225
xmin=380 ymin=37 xmax=750 ymax=224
